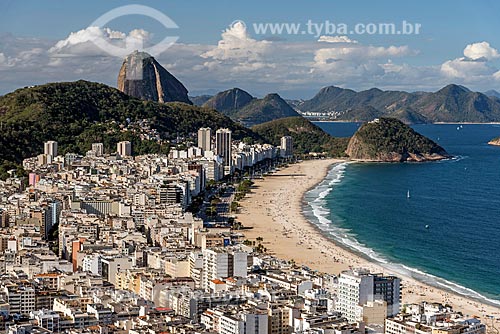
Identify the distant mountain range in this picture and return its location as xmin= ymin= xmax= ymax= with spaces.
xmin=484 ymin=89 xmax=500 ymax=99
xmin=295 ymin=84 xmax=500 ymax=123
xmin=120 ymin=50 xmax=500 ymax=125
xmin=201 ymin=88 xmax=300 ymax=126
xmin=190 ymin=95 xmax=212 ymax=106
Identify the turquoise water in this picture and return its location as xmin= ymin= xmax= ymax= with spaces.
xmin=305 ymin=122 xmax=500 ymax=306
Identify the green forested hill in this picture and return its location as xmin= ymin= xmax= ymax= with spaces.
xmin=346 ymin=118 xmax=449 ymax=161
xmin=0 ymin=80 xmax=260 ymax=176
xmin=252 ymin=116 xmax=349 ymax=157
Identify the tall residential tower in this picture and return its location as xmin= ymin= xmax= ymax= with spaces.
xmin=44 ymin=141 xmax=58 ymax=158
xmin=280 ymin=136 xmax=293 ymax=158
xmin=216 ymin=128 xmax=232 ymax=175
xmin=117 ymin=141 xmax=132 ymax=157
xmin=336 ymin=268 xmax=400 ymax=323
xmin=198 ymin=127 xmax=212 ymax=152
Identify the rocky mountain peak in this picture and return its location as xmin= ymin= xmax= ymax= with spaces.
xmin=117 ymin=50 xmax=191 ymax=104
xmin=202 ymin=88 xmax=254 ymax=112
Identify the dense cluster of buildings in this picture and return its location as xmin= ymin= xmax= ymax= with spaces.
xmin=0 ymin=128 xmax=486 ymax=334
xmin=385 ymin=303 xmax=486 ymax=334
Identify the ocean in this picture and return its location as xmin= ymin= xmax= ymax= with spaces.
xmin=303 ymin=122 xmax=500 ymax=306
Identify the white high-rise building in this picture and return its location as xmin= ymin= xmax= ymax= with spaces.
xmin=117 ymin=141 xmax=132 ymax=157
xmin=216 ymin=129 xmax=232 ymax=174
xmin=91 ymin=143 xmax=104 ymax=156
xmin=201 ymin=248 xmax=247 ymax=290
xmin=44 ymin=141 xmax=58 ymax=158
xmin=336 ymin=268 xmax=400 ymax=323
xmin=198 ymin=127 xmax=212 ymax=152
xmin=82 ymin=253 xmax=103 ymax=275
xmin=280 ymin=136 xmax=293 ymax=157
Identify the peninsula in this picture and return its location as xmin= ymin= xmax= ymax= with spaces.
xmin=346 ymin=118 xmax=450 ymax=162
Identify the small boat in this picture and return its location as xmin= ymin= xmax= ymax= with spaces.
xmin=425 ymin=225 xmax=430 ymax=229
xmin=407 ymin=190 xmax=411 ymax=199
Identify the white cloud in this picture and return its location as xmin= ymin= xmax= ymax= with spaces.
xmin=16 ymin=48 xmax=45 ymax=62
xmin=0 ymin=53 xmax=11 ymax=69
xmin=441 ymin=57 xmax=494 ymax=78
xmin=128 ymin=29 xmax=151 ymax=41
xmin=308 ymin=43 xmax=414 ymax=88
xmin=49 ymin=26 xmax=152 ymax=56
xmin=317 ymin=35 xmax=358 ymax=44
xmin=201 ymin=21 xmax=271 ymax=61
xmin=314 ymin=45 xmax=411 ymax=65
xmin=196 ymin=22 xmax=311 ymax=87
xmin=194 ymin=22 xmax=420 ymax=92
xmin=440 ymin=42 xmax=500 ymax=80
xmin=2 ymin=24 xmax=500 ymax=97
xmin=463 ymin=41 xmax=499 ymax=60
xmin=494 ymin=71 xmax=500 ymax=81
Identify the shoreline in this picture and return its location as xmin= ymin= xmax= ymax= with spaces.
xmin=236 ymin=159 xmax=500 ymax=324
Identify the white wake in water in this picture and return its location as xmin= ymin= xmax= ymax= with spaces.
xmin=304 ymin=162 xmax=500 ymax=308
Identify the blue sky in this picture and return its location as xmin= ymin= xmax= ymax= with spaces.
xmin=1 ymin=0 xmax=500 ymax=98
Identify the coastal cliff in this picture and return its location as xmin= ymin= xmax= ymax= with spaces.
xmin=488 ymin=137 xmax=500 ymax=146
xmin=346 ymin=118 xmax=450 ymax=162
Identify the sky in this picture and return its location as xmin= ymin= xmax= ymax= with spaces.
xmin=1 ymin=0 xmax=500 ymax=98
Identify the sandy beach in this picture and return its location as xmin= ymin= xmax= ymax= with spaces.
xmin=237 ymin=159 xmax=500 ymax=324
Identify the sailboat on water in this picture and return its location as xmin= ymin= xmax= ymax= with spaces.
xmin=407 ymin=190 xmax=411 ymax=199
